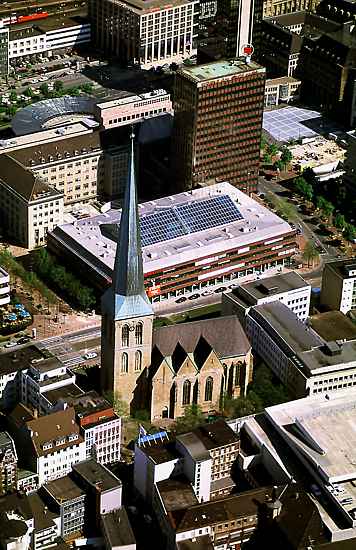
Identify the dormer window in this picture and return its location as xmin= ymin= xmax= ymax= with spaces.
xmin=68 ymin=433 xmax=78 ymax=442
xmin=42 ymin=441 xmax=52 ymax=451
xmin=56 ymin=437 xmax=66 ymax=446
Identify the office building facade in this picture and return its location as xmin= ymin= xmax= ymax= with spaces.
xmin=321 ymin=260 xmax=356 ymax=314
xmin=171 ymin=59 xmax=265 ymax=194
xmin=89 ymin=0 xmax=199 ymax=68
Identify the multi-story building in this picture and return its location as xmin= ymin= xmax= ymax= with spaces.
xmin=134 ymin=421 xmax=239 ymax=504
xmin=8 ymin=406 xmax=86 ymax=486
xmin=9 ymin=133 xmax=103 ymax=206
xmin=171 ymin=59 xmax=265 ymax=194
xmin=0 ymin=432 xmax=17 ymax=496
xmin=41 ymin=476 xmax=86 ymax=540
xmin=89 ymin=0 xmax=199 ymax=68
xmin=20 ymin=359 xmax=83 ymax=415
xmin=246 ymin=301 xmax=356 ymax=398
xmin=0 ymin=27 xmax=9 ymax=77
xmin=95 ymin=89 xmax=172 ymax=131
xmin=260 ymin=19 xmax=302 ymax=78
xmin=189 ymin=421 xmax=239 ymax=499
xmin=71 ymin=459 xmax=123 ymax=532
xmin=0 ymin=1 xmax=86 ymax=26
xmin=321 ymin=260 xmax=356 ymax=314
xmin=222 ymin=271 xmax=311 ymax=324
xmin=7 ymin=15 xmax=91 ymax=62
xmin=49 ymin=182 xmax=296 ymax=301
xmin=217 ymin=0 xmax=263 ymax=58
xmin=0 ymin=267 xmax=10 ymax=307
xmin=263 ymin=0 xmax=320 ymax=18
xmin=264 ymin=76 xmax=301 ymax=106
xmin=0 ymin=154 xmax=63 ymax=249
xmin=73 ymin=392 xmax=121 ymax=465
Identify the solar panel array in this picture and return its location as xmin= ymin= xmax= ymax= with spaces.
xmin=140 ymin=195 xmax=243 ymax=247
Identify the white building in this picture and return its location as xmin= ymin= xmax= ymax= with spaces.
xmin=90 ymin=0 xmax=199 ymax=68
xmin=246 ymin=300 xmax=356 ymax=398
xmin=0 ymin=267 xmax=10 ymax=306
xmin=222 ymin=271 xmax=311 ymax=325
xmin=8 ymin=17 xmax=91 ymax=60
xmin=0 ymin=154 xmax=64 ymax=250
xmin=321 ymin=260 xmax=356 ymax=314
xmin=9 ymin=406 xmax=86 ymax=486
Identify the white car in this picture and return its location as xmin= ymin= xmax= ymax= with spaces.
xmin=31 ymin=79 xmax=38 ymax=84
xmin=5 ymin=341 xmax=17 ymax=348
xmin=83 ymin=351 xmax=98 ymax=360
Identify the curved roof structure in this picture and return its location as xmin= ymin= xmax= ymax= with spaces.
xmin=12 ymin=96 xmax=96 ymax=135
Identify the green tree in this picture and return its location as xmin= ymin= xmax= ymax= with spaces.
xmin=344 ymin=223 xmax=356 ymax=241
xmin=81 ymin=82 xmax=93 ymax=94
xmin=5 ymin=105 xmax=17 ymax=117
xmin=280 ymin=147 xmax=293 ymax=168
xmin=67 ymin=87 xmax=80 ymax=96
xmin=268 ymin=143 xmax=279 ymax=156
xmin=40 ymin=83 xmax=49 ymax=97
xmin=260 ymin=134 xmax=268 ymax=151
xmin=334 ymin=213 xmax=346 ymax=230
xmin=103 ymin=390 xmax=129 ymax=417
xmin=54 ymin=80 xmax=64 ymax=92
xmin=24 ymin=87 xmax=34 ymax=98
xmin=294 ymin=176 xmax=313 ymax=202
xmin=175 ymin=404 xmax=206 ymax=434
xmin=9 ymin=90 xmax=17 ymax=103
xmin=263 ymin=153 xmax=272 ymax=165
xmin=274 ymin=159 xmax=284 ymax=171
xmin=302 ymin=240 xmax=320 ymax=267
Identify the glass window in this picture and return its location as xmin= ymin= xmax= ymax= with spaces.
xmin=121 ymin=353 xmax=128 ymax=373
xmin=182 ymin=380 xmax=191 ymax=405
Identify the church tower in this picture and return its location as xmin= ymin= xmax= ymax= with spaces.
xmin=101 ymin=133 xmax=154 ymax=410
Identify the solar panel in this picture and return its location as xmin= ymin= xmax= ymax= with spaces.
xmin=140 ymin=209 xmax=184 ymax=246
xmin=139 ymin=194 xmax=243 ymax=247
xmin=176 ymin=195 xmax=243 ymax=234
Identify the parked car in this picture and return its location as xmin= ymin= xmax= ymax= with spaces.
xmin=176 ymin=296 xmax=187 ymax=303
xmin=188 ymin=293 xmax=200 ymax=300
xmin=5 ymin=341 xmax=17 ymax=348
xmin=214 ymin=286 xmax=227 ymax=293
xmin=83 ymin=351 xmax=98 ymax=360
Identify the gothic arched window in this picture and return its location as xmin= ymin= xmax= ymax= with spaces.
xmin=135 ymin=350 xmax=142 ymax=371
xmin=122 ymin=325 xmax=129 ymax=347
xmin=135 ymin=322 xmax=143 ymax=345
xmin=121 ymin=352 xmax=128 ymax=373
xmin=204 ymin=377 xmax=213 ymax=402
xmin=182 ymin=380 xmax=191 ymax=406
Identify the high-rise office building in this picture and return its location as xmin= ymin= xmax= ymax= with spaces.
xmin=218 ymin=0 xmax=263 ymax=58
xmin=89 ymin=0 xmax=199 ymax=68
xmin=171 ymin=58 xmax=265 ymax=194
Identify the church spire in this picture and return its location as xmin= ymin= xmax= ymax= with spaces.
xmin=102 ymin=132 xmax=153 ymax=320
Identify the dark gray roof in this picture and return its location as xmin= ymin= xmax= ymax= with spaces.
xmin=101 ymin=508 xmax=136 ymax=547
xmin=156 ymin=477 xmax=198 ymax=512
xmin=12 ymin=96 xmax=96 ymax=136
xmin=72 ymin=459 xmax=122 ymax=492
xmin=192 ymin=420 xmax=239 ymax=450
xmin=44 ymin=476 xmax=85 ymax=504
xmin=153 ymin=315 xmax=251 ymax=359
xmin=27 ymin=492 xmax=58 ymax=531
xmin=0 ymin=154 xmax=60 ymax=202
xmin=248 ymin=302 xmax=323 ymax=356
xmin=232 ymin=272 xmax=309 ymax=304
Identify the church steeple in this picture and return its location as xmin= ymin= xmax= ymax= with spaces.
xmin=102 ymin=132 xmax=153 ymax=321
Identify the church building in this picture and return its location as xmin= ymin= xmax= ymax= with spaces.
xmin=100 ymin=134 xmax=253 ymax=420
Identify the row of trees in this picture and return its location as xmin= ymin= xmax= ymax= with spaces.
xmin=0 ymin=248 xmax=56 ymax=303
xmin=294 ymin=176 xmax=356 ymax=240
xmin=33 ymin=248 xmax=96 ymax=310
xmin=262 ymin=141 xmax=293 ymax=171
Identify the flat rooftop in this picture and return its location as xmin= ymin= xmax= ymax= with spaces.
xmin=265 ymin=389 xmax=356 ymax=483
xmin=179 ymin=58 xmax=265 ymax=83
xmin=0 ymin=345 xmax=46 ymax=375
xmin=192 ymin=420 xmax=239 ymax=450
xmin=96 ymin=88 xmax=169 ymax=110
xmin=249 ymin=301 xmax=323 ymax=356
xmin=324 ymin=259 xmax=356 ymax=279
xmin=44 ymin=476 xmax=85 ymax=503
xmin=49 ymin=182 xmax=294 ymax=279
xmin=43 ymin=383 xmax=84 ymax=406
xmin=72 ymin=459 xmax=122 ymax=492
xmin=139 ymin=439 xmax=180 ymax=465
xmin=232 ymin=271 xmax=309 ymax=303
xmin=101 ymin=508 xmax=135 ymax=548
xmin=266 ymin=76 xmax=301 ymax=86
xmin=309 ymin=311 xmax=356 ymax=342
xmin=156 ymin=477 xmax=198 ymax=512
xmin=296 ymin=340 xmax=356 ymax=374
